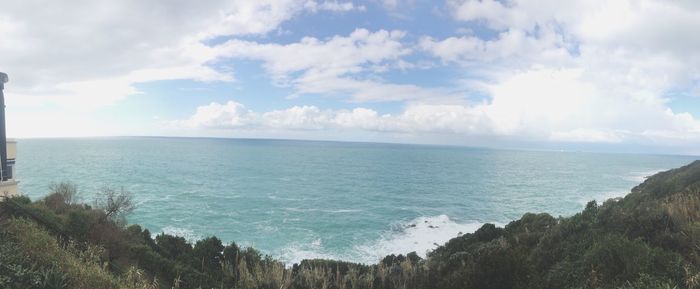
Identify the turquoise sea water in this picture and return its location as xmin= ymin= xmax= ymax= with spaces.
xmin=14 ymin=137 xmax=699 ymax=264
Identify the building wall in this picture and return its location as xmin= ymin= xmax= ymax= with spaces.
xmin=7 ymin=139 xmax=16 ymax=160
xmin=0 ymin=180 xmax=18 ymax=198
xmin=0 ymin=140 xmax=18 ymax=198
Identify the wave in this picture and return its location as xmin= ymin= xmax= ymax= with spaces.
xmin=275 ymin=239 xmax=344 ymax=266
xmin=324 ymin=209 xmax=364 ymax=213
xmin=283 ymin=207 xmax=363 ymax=213
xmin=583 ymin=189 xmax=630 ymax=205
xmin=267 ymin=194 xmax=307 ymax=201
xmin=276 ymin=247 xmax=341 ymax=266
xmin=578 ymin=170 xmax=662 ymax=206
xmin=576 ymin=169 xmax=667 ymax=206
xmin=354 ymin=215 xmax=499 ymax=264
xmin=271 ymin=215 xmax=495 ymax=265
xmin=161 ymin=226 xmax=202 ymax=244
xmin=622 ymin=169 xmax=664 ymax=183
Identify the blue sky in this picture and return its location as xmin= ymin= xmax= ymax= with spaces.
xmin=1 ymin=0 xmax=700 ymax=154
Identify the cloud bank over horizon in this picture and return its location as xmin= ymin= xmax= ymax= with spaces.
xmin=1 ymin=0 xmax=700 ymax=154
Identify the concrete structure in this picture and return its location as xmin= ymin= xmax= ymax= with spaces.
xmin=0 ymin=72 xmax=18 ymax=198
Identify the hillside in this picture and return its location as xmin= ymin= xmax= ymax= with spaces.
xmin=1 ymin=161 xmax=700 ymax=289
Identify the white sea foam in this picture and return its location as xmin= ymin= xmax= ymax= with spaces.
xmin=325 ymin=209 xmax=363 ymax=213
xmin=277 ymin=247 xmax=338 ymax=265
xmin=161 ymin=226 xmax=202 ymax=244
xmin=267 ymin=194 xmax=306 ymax=201
xmin=275 ymin=239 xmax=344 ymax=266
xmin=272 ymin=215 xmax=495 ymax=265
xmin=283 ymin=207 xmax=363 ymax=213
xmin=623 ymin=170 xmax=664 ymax=183
xmin=584 ymin=189 xmax=629 ymax=205
xmin=580 ymin=169 xmax=666 ymax=206
xmin=354 ymin=215 xmax=497 ymax=264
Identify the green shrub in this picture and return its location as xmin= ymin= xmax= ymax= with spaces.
xmin=155 ymin=233 xmax=193 ymax=262
xmin=192 ymin=236 xmax=224 ymax=273
xmin=2 ymin=218 xmax=119 ymax=289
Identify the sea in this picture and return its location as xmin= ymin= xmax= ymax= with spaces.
xmin=14 ymin=137 xmax=699 ymax=265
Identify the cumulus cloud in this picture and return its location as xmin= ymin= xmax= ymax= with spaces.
xmin=415 ymin=0 xmax=700 ymax=149
xmin=172 ymin=64 xmax=700 ymax=148
xmin=550 ymin=129 xmax=625 ymax=144
xmin=173 ymin=101 xmax=378 ymax=131
xmin=168 ymin=1 xmax=700 ymax=150
xmin=304 ymin=1 xmax=366 ymax=12
xmin=439 ymin=0 xmax=700 ymax=83
xmin=214 ymin=28 xmax=454 ymax=102
xmin=171 ymin=101 xmax=347 ymax=131
xmin=183 ymin=101 xmax=257 ymax=129
xmin=0 ymin=0 xmax=360 ymax=109
xmin=218 ymin=29 xmax=408 ymax=80
xmin=419 ymin=29 xmax=573 ymax=67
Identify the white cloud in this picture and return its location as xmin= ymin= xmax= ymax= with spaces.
xmin=413 ymin=0 xmax=700 ymax=149
xmin=419 ymin=29 xmax=573 ymax=67
xmin=213 ymin=28 xmax=473 ymax=104
xmin=0 ymin=0 xmax=360 ymax=110
xmin=550 ymin=129 xmax=625 ymax=144
xmin=218 ymin=29 xmax=408 ymax=80
xmin=214 ymin=28 xmax=449 ymax=102
xmin=172 ymin=63 xmax=700 ymax=148
xmin=441 ymin=0 xmax=700 ymax=83
xmin=448 ymin=0 xmax=522 ymax=30
xmin=181 ymin=101 xmax=257 ymax=129
xmin=477 ymin=67 xmax=700 ymax=145
xmin=172 ymin=101 xmax=379 ymax=131
xmin=382 ymin=0 xmax=400 ymax=10
xmin=263 ymin=106 xmax=333 ymax=129
xmin=304 ymin=1 xmax=366 ymax=12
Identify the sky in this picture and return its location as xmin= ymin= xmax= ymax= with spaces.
xmin=1 ymin=0 xmax=700 ymax=154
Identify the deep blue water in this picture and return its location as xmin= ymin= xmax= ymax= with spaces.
xmin=14 ymin=137 xmax=699 ymax=264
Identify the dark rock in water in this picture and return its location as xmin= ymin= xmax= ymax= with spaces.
xmin=424 ymin=220 xmax=428 ymax=223
xmin=408 ymin=224 xmax=417 ymax=228
xmin=428 ymin=225 xmax=439 ymax=229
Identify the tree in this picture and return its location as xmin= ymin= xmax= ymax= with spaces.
xmin=94 ymin=187 xmax=134 ymax=222
xmin=43 ymin=182 xmax=79 ymax=213
xmin=192 ymin=237 xmax=224 ymax=273
xmin=156 ymin=233 xmax=193 ymax=262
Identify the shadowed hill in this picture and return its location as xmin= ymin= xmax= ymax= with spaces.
xmin=1 ymin=161 xmax=699 ymax=289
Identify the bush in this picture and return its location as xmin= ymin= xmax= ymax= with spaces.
xmin=94 ymin=187 xmax=134 ymax=222
xmin=155 ymin=233 xmax=193 ymax=261
xmin=1 ymin=218 xmax=119 ymax=289
xmin=66 ymin=210 xmax=98 ymax=241
xmin=192 ymin=236 xmax=224 ymax=273
xmin=582 ymin=234 xmax=684 ymax=287
xmin=43 ymin=182 xmax=79 ymax=213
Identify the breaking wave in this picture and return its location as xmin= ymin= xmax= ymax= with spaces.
xmin=354 ymin=215 xmax=496 ymax=264
xmin=161 ymin=226 xmax=202 ymax=244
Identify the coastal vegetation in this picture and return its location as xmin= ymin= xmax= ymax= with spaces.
xmin=1 ymin=160 xmax=700 ymax=289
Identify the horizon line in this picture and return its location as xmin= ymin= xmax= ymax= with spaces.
xmin=11 ymin=134 xmax=700 ymax=158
